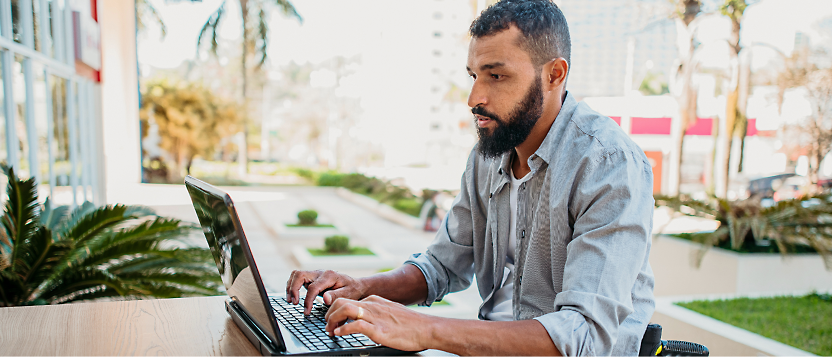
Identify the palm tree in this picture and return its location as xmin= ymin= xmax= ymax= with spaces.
xmin=667 ymin=0 xmax=703 ymax=196
xmin=0 ymin=165 xmax=222 ymax=307
xmin=715 ymin=0 xmax=751 ymax=198
xmin=197 ymin=0 xmax=302 ymax=173
xmin=136 ymin=0 xmax=167 ymax=38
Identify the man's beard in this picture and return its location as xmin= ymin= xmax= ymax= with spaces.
xmin=473 ymin=76 xmax=544 ymax=159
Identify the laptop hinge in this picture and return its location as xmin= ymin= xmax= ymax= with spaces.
xmin=226 ymin=299 xmax=285 ymax=355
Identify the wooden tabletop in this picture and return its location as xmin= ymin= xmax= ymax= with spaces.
xmin=0 ymin=296 xmax=260 ymax=356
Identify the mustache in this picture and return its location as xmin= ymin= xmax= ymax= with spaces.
xmin=471 ymin=106 xmax=499 ymax=121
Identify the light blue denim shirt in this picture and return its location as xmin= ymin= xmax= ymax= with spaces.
xmin=405 ymin=92 xmax=655 ymax=356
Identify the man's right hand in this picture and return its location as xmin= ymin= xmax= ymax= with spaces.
xmin=285 ymin=270 xmax=366 ymax=315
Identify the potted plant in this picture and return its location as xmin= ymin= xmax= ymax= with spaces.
xmin=0 ymin=165 xmax=222 ymax=307
xmin=651 ymin=193 xmax=832 ymax=297
xmin=306 ymin=235 xmax=374 ymax=256
xmin=291 ymin=235 xmax=397 ymax=270
xmin=278 ymin=209 xmax=341 ymax=239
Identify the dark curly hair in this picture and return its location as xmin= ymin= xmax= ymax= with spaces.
xmin=470 ymin=0 xmax=571 ymax=74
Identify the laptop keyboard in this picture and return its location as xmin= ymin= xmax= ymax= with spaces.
xmin=270 ymin=297 xmax=378 ymax=351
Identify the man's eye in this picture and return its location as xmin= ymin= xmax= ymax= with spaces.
xmin=491 ymin=74 xmax=501 ymax=80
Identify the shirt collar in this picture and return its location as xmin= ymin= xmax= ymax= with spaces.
xmin=532 ymin=91 xmax=578 ymax=166
xmin=490 ymin=91 xmax=578 ymax=190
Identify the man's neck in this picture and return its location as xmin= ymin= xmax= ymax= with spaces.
xmin=511 ymin=91 xmax=567 ymax=179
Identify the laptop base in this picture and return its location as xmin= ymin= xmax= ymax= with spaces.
xmin=226 ymin=299 xmax=413 ymax=356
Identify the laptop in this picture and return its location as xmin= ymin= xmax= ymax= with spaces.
xmin=185 ymin=176 xmax=409 ymax=356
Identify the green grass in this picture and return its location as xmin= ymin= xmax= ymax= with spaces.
xmin=307 ymin=247 xmax=375 ymax=256
xmin=286 ymin=223 xmax=335 ymax=228
xmin=677 ymin=293 xmax=832 ymax=355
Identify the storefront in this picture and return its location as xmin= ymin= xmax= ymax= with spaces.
xmin=0 ymin=0 xmax=141 ymax=207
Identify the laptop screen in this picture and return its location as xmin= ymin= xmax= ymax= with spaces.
xmin=185 ymin=177 xmax=282 ymax=345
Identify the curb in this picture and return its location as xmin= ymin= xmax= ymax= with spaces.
xmin=275 ymin=224 xmax=345 ymax=239
xmin=334 ymin=187 xmax=421 ymax=230
xmin=291 ymin=245 xmax=400 ymax=270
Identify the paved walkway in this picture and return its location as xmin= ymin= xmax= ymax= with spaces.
xmin=116 ymin=184 xmax=481 ymax=319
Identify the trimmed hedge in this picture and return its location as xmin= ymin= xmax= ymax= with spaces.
xmin=314 ymin=171 xmax=424 ymax=217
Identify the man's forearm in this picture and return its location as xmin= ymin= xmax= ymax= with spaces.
xmin=358 ymin=264 xmax=428 ymax=306
xmin=426 ymin=317 xmax=561 ymax=356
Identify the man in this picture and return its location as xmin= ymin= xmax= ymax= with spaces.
xmin=286 ymin=0 xmax=655 ymax=355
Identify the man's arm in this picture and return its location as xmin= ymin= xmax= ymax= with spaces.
xmin=325 ymin=295 xmax=562 ymax=356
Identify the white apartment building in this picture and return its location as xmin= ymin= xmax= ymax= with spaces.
xmin=559 ymin=0 xmax=677 ymax=98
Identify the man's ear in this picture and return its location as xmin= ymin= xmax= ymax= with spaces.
xmin=544 ymin=58 xmax=568 ymax=90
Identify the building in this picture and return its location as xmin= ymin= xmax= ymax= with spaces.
xmin=0 ymin=0 xmax=141 ymax=206
xmin=558 ymin=0 xmax=677 ymax=99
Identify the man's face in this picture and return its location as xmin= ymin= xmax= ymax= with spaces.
xmin=467 ymin=26 xmax=544 ymax=159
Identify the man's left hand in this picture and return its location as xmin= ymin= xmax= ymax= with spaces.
xmin=324 ymin=295 xmax=430 ymax=352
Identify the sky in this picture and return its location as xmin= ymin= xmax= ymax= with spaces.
xmin=138 ymin=0 xmax=832 ymax=72
xmin=137 ymin=0 xmax=412 ymax=70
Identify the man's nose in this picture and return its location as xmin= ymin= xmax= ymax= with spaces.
xmin=467 ymin=80 xmax=487 ymax=108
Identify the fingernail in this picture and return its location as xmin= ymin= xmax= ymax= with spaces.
xmin=334 ymin=328 xmax=341 ymax=335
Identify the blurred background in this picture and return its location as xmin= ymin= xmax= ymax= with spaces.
xmin=1 ymin=0 xmax=832 ymax=354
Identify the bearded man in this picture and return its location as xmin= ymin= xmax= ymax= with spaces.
xmin=286 ymin=0 xmax=655 ymax=355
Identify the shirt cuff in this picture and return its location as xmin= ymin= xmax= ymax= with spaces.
xmin=534 ymin=309 xmax=596 ymax=356
xmin=403 ymin=253 xmax=440 ymax=307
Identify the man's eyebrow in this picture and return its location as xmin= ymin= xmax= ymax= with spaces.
xmin=466 ymin=62 xmax=506 ymax=72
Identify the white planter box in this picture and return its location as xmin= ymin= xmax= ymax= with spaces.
xmin=651 ymin=235 xmax=832 ymax=297
xmin=292 ymin=245 xmax=400 ymax=270
xmin=276 ymin=224 xmax=345 ymax=239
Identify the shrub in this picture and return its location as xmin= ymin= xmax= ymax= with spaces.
xmin=317 ymin=172 xmax=346 ymax=186
xmin=655 ymin=194 xmax=832 ymax=269
xmin=393 ymin=198 xmax=423 ymax=217
xmin=324 ymin=235 xmax=350 ymax=253
xmin=297 ymin=210 xmax=318 ymax=226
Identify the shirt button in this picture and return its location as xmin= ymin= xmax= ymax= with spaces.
xmin=521 ymin=230 xmax=525 ymax=238
xmin=523 ymin=182 xmax=526 ymax=189
xmin=519 ymin=276 xmax=522 ymax=284
xmin=489 ymin=193 xmax=493 ymax=198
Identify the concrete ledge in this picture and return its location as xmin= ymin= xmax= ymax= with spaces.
xmin=651 ymin=235 xmax=832 ymax=296
xmin=335 ymin=187 xmax=421 ymax=230
xmin=292 ymin=245 xmax=399 ymax=270
xmin=275 ymin=224 xmax=345 ymax=239
xmin=654 ymin=297 xmax=816 ymax=356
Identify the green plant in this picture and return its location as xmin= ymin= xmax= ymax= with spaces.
xmin=654 ymin=194 xmax=832 ymax=269
xmin=324 ymin=235 xmax=350 ymax=254
xmin=316 ymin=172 xmax=346 ymax=187
xmin=297 ymin=210 xmax=318 ymax=226
xmin=0 ymin=165 xmax=222 ymax=307
xmin=393 ymin=198 xmax=423 ymax=217
xmin=140 ymin=78 xmax=245 ymax=182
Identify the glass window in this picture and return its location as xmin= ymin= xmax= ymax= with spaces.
xmin=32 ymin=63 xmax=50 ymax=184
xmin=13 ymin=54 xmax=29 ymax=178
xmin=51 ymin=75 xmax=69 ymax=186
xmin=0 ymin=52 xmax=6 ymax=167
xmin=31 ymin=0 xmax=42 ymax=51
xmin=11 ymin=0 xmax=25 ymax=44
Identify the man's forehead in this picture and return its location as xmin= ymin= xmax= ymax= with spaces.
xmin=466 ymin=26 xmax=530 ymax=71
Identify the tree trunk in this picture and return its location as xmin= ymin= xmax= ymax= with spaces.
xmin=668 ymin=14 xmax=700 ymax=196
xmin=716 ymin=8 xmax=744 ymax=198
xmin=238 ymin=0 xmax=250 ymax=176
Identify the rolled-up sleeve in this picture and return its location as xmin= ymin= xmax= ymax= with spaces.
xmin=404 ymin=151 xmax=482 ymax=306
xmin=534 ymin=148 xmax=654 ymax=356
